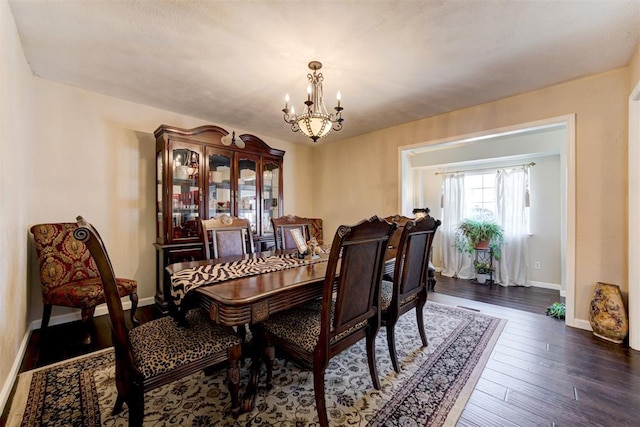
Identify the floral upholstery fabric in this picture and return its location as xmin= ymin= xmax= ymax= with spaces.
xmin=47 ymin=277 xmax=137 ymax=308
xmin=263 ymin=302 xmax=367 ymax=354
xmin=380 ymin=280 xmax=417 ymax=312
xmin=31 ymin=223 xmax=137 ymax=308
xmin=129 ymin=309 xmax=241 ymax=379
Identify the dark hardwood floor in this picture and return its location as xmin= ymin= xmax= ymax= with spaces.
xmin=434 ymin=275 xmax=565 ymax=315
xmin=3 ymin=275 xmax=639 ymax=426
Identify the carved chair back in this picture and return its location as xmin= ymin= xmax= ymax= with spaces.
xmin=201 ymin=215 xmax=254 ymax=259
xmin=271 ymin=215 xmax=312 ymax=251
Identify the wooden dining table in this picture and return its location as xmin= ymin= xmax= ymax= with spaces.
xmin=165 ymin=248 xmax=397 ymax=413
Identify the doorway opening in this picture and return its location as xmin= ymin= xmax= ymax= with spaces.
xmin=399 ymin=115 xmax=576 ymax=324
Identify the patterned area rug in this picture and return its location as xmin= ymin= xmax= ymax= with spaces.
xmin=7 ymin=302 xmax=505 ymax=426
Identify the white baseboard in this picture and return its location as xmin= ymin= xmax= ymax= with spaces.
xmin=568 ymin=318 xmax=592 ymax=331
xmin=29 ymin=296 xmax=156 ymax=330
xmin=3 ymin=296 xmax=155 ymax=416
xmin=528 ymin=280 xmax=562 ymax=292
xmin=0 ymin=329 xmax=31 ymax=417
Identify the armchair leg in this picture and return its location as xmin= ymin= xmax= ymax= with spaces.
xmin=386 ymin=322 xmax=400 ymax=373
xmin=80 ymin=307 xmax=96 ymax=345
xmin=41 ymin=304 xmax=53 ymax=330
xmin=112 ymin=395 xmax=125 ymax=415
xmin=366 ymin=330 xmax=381 ymax=390
xmin=416 ymin=306 xmax=429 ymax=348
xmin=313 ymin=368 xmax=329 ymax=427
xmin=416 ymin=291 xmax=429 ymax=348
xmin=129 ymin=292 xmax=139 ymax=326
xmin=128 ymin=387 xmax=145 ymax=427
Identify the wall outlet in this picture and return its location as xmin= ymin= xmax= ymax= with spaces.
xmin=534 ymin=261 xmax=541 ymax=269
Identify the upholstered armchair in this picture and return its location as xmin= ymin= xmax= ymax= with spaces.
xmin=30 ymin=222 xmax=139 ymax=344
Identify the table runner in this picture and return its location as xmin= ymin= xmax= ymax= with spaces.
xmin=170 ymin=253 xmax=327 ymax=307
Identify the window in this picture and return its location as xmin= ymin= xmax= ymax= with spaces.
xmin=464 ymin=172 xmax=497 ymax=221
xmin=462 ymin=170 xmax=530 ymax=234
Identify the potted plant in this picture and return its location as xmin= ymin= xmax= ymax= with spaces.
xmin=454 ymin=218 xmax=504 ymax=259
xmin=473 ymin=261 xmax=493 ymax=284
xmin=545 ymin=302 xmax=566 ymax=319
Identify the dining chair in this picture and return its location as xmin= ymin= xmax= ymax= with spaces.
xmin=385 ymin=214 xmax=438 ymax=291
xmin=30 ymin=222 xmax=139 ymax=345
xmin=201 ymin=214 xmax=254 ymax=343
xmin=201 ymin=214 xmax=254 ymax=259
xmin=271 ymin=214 xmax=312 ymax=251
xmin=73 ymin=216 xmax=242 ymax=425
xmin=262 ymin=215 xmax=396 ymax=427
xmin=380 ymin=215 xmax=441 ymax=372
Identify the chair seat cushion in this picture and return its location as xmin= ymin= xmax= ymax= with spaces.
xmin=45 ymin=277 xmax=137 ymax=308
xmin=380 ymin=280 xmax=417 ymax=312
xmin=129 ymin=309 xmax=241 ymax=379
xmin=264 ymin=303 xmax=367 ymax=353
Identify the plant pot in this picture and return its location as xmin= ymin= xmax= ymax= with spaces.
xmin=476 ymin=273 xmax=488 ymax=284
xmin=474 ymin=239 xmax=491 ymax=250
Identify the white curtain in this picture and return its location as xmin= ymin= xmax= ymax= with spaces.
xmin=440 ymin=173 xmax=474 ymax=279
xmin=495 ymin=167 xmax=530 ymax=286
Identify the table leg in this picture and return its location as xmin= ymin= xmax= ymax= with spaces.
xmin=241 ymin=323 xmax=264 ymax=412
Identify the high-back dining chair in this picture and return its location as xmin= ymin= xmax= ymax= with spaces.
xmin=201 ymin=215 xmax=254 ymax=259
xmin=263 ymin=216 xmax=396 ymax=427
xmin=30 ymin=222 xmax=139 ymax=345
xmin=271 ymin=215 xmax=312 ymax=251
xmin=385 ymin=213 xmax=439 ymax=292
xmin=73 ymin=216 xmax=242 ymax=425
xmin=380 ymin=215 xmax=441 ymax=372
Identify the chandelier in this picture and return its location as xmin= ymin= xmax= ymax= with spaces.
xmin=282 ymin=61 xmax=344 ymax=142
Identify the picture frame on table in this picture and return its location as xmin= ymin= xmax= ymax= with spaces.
xmin=289 ymin=228 xmax=308 ymax=256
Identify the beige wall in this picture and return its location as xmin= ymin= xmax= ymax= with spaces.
xmin=630 ymin=44 xmax=640 ymax=90
xmin=314 ymin=68 xmax=629 ymax=324
xmin=0 ymin=0 xmax=35 ymax=408
xmin=27 ymin=78 xmax=314 ymax=321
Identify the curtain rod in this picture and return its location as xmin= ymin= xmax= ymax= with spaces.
xmin=434 ymin=162 xmax=536 ymax=176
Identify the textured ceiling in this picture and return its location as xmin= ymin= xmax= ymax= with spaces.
xmin=8 ymin=0 xmax=640 ymax=144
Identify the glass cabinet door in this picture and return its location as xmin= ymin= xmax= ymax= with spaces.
xmin=206 ymin=148 xmax=233 ymax=219
xmin=237 ymin=155 xmax=258 ymax=233
xmin=171 ymin=146 xmax=201 ymax=240
xmin=262 ymin=160 xmax=281 ymax=235
xmin=156 ymin=150 xmax=164 ymax=241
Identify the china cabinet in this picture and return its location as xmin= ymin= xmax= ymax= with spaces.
xmin=153 ymin=124 xmax=284 ymax=311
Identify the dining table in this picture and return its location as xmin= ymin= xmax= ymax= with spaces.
xmin=165 ymin=248 xmax=398 ymax=413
